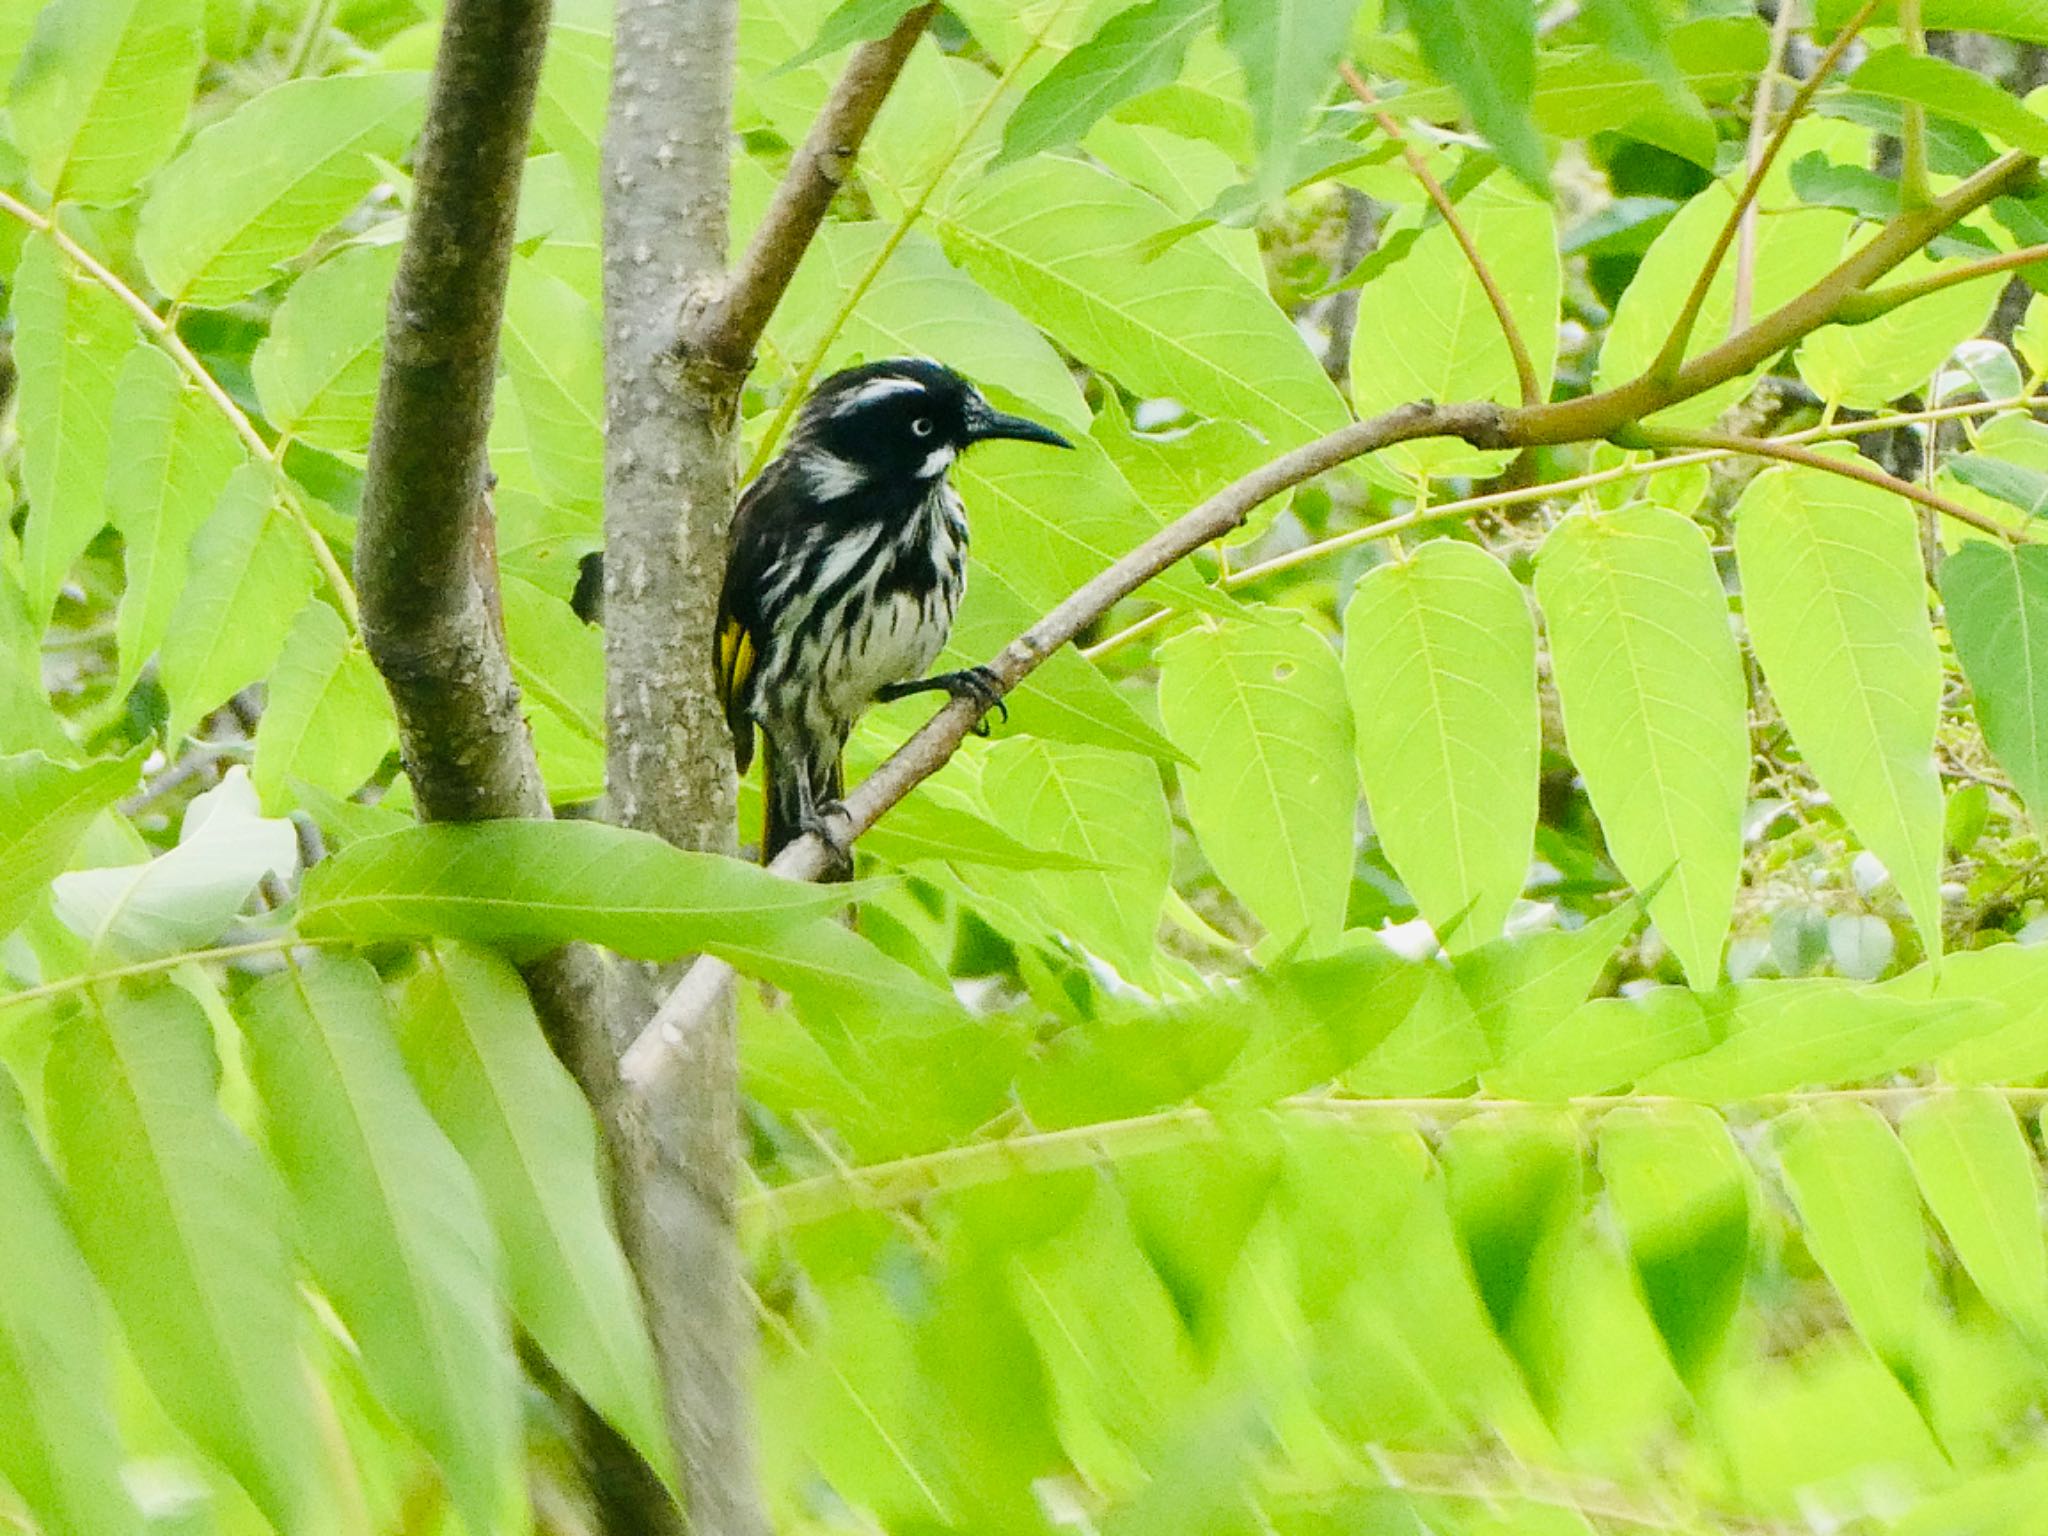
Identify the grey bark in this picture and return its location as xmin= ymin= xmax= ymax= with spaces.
xmin=351 ymin=0 xmax=682 ymax=1527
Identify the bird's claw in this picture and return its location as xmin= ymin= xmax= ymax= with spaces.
xmin=947 ymin=665 xmax=1009 ymax=734
xmin=801 ymin=799 xmax=856 ymax=876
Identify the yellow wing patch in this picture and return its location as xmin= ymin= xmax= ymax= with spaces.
xmin=717 ymin=618 xmax=756 ymax=710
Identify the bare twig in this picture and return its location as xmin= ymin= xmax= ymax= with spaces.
xmin=1731 ymin=0 xmax=1798 ymax=334
xmin=1834 ymin=241 xmax=2048 ymax=321
xmin=1633 ymin=424 xmax=2022 ymax=540
xmin=688 ymin=4 xmax=936 ymax=371
xmin=1650 ymin=0 xmax=1884 ymax=381
xmin=1342 ymin=62 xmax=1541 ymax=407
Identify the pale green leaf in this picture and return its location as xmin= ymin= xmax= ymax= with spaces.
xmin=136 ymin=71 xmax=428 ymax=306
xmin=158 ymin=463 xmax=319 ymax=740
xmin=294 ymin=819 xmax=862 ymax=957
xmin=503 ymin=258 xmax=605 ymax=512
xmin=976 ymin=737 xmax=1172 ymax=979
xmin=0 ymin=1069 xmax=142 ymax=1536
xmin=1216 ymin=0 xmax=1359 ymax=199
xmin=1534 ymin=504 xmax=1746 ymax=988
xmin=396 ymin=943 xmax=673 ymax=1484
xmin=501 ymin=572 xmax=603 ymax=746
xmin=52 ymin=767 xmax=297 ymax=960
xmin=1801 ymin=252 xmax=2005 ymax=407
xmin=1343 ymin=540 xmax=1538 ymax=951
xmin=938 ymin=156 xmax=1348 ymax=450
xmin=1082 ymin=120 xmax=1266 ymax=287
xmin=104 ymin=346 xmax=246 ymax=693
xmin=1485 ymin=987 xmax=1711 ymax=1099
xmin=1932 ymin=945 xmax=2048 ymax=1082
xmin=250 ymin=241 xmax=398 ymax=457
xmin=1597 ymin=1105 xmax=1749 ymax=1380
xmin=1849 ymin=46 xmax=2048 ymax=155
xmin=1817 ymin=0 xmax=2048 ymax=40
xmin=47 ymin=985 xmax=329 ymax=1533
xmin=0 ymin=568 xmax=73 ymax=757
xmin=765 ymin=223 xmax=1089 ymax=438
xmin=241 ymin=955 xmax=516 ymax=1536
xmin=534 ymin=0 xmax=609 ymax=185
xmin=1899 ymin=1089 xmax=2048 ymax=1344
xmin=0 ymin=749 xmax=143 ymax=941
xmin=12 ymin=232 xmax=136 ymax=624
xmin=783 ymin=0 xmax=924 ymax=71
xmin=1402 ymin=0 xmax=1544 ymax=191
xmin=8 ymin=0 xmax=201 ymax=204
xmin=1599 ymin=191 xmax=1853 ymax=426
xmin=1351 ymin=175 xmax=1560 ymax=481
xmin=1157 ymin=613 xmax=1356 ymax=951
xmin=999 ymin=0 xmax=1220 ymax=164
xmin=1455 ymin=899 xmax=1641 ymax=1063
xmin=1734 ymin=465 xmax=1943 ymax=953
xmin=1940 ymin=542 xmax=2048 ymax=837
xmin=1775 ymin=1103 xmax=1931 ymax=1384
xmin=252 ymin=600 xmax=395 ymax=813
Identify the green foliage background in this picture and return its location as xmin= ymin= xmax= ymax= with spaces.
xmin=6 ymin=0 xmax=2048 ymax=1531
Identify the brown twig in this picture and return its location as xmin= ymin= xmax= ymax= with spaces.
xmin=1341 ymin=62 xmax=1541 ymax=407
xmin=1650 ymin=0 xmax=1884 ymax=381
xmin=1633 ymin=425 xmax=2023 ymax=541
xmin=688 ymin=4 xmax=935 ymax=370
xmin=1833 ymin=241 xmax=2048 ymax=322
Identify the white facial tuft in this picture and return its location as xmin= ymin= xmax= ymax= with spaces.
xmin=832 ymin=376 xmax=926 ymax=415
xmin=915 ymin=443 xmax=958 ymax=479
xmin=801 ymin=450 xmax=868 ymax=500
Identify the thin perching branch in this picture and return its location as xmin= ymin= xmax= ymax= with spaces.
xmin=1341 ymin=62 xmax=1541 ymax=408
xmin=1731 ymin=0 xmax=1798 ymax=335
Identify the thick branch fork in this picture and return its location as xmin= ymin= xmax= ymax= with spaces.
xmin=622 ymin=141 xmax=2046 ymax=1097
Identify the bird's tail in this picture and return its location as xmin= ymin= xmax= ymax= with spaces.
xmin=760 ymin=738 xmax=849 ymax=882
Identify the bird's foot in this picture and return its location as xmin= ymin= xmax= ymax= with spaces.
xmin=801 ymin=799 xmax=856 ymax=870
xmin=940 ymin=665 xmax=1009 ymax=734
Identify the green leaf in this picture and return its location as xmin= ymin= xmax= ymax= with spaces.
xmin=47 ymin=984 xmax=329 ymax=1533
xmin=1774 ymin=1103 xmax=1930 ymax=1388
xmin=782 ymin=0 xmax=923 ymax=71
xmin=1816 ymin=0 xmax=2048 ymax=41
xmin=712 ymin=913 xmax=962 ymax=1022
xmin=534 ymin=0 xmax=609 ymax=186
xmin=943 ymin=558 xmax=1187 ymax=762
xmin=976 ymin=738 xmax=1172 ymax=979
xmin=250 ymin=241 xmax=398 ymax=457
xmin=52 ymin=767 xmax=297 ymax=960
xmin=503 ymin=258 xmax=605 ymax=512
xmin=1945 ymin=452 xmax=2048 ymax=518
xmin=8 ymin=0 xmax=202 ymax=204
xmin=104 ymin=346 xmax=246 ymax=693
xmin=1597 ymin=1104 xmax=1749 ymax=1382
xmin=1343 ymin=540 xmax=1538 ymax=951
xmin=1350 ymin=173 xmax=1561 ymax=481
xmin=1455 ymin=899 xmax=1641 ymax=1064
xmin=0 ymin=749 xmax=143 ymax=942
xmin=937 ymin=157 xmax=1348 ymax=450
xmin=136 ymin=71 xmax=428 ymax=306
xmin=252 ymin=600 xmax=395 ymax=813
xmin=1801 ymin=252 xmax=2006 ymax=407
xmin=1849 ymin=46 xmax=2048 ymax=156
xmin=1534 ymin=505 xmax=1746 ymax=988
xmin=998 ymin=0 xmax=1220 ymax=164
xmin=1216 ymin=0 xmax=1361 ymax=200
xmin=157 ymin=463 xmax=319 ymax=741
xmin=1485 ymin=987 xmax=1711 ymax=1099
xmin=295 ymin=818 xmax=862 ymax=958
xmin=1158 ymin=614 xmax=1356 ymax=952
xmin=241 ymin=955 xmax=516 ymax=1535
xmin=395 ymin=943 xmax=673 ymax=1484
xmin=0 ymin=567 xmax=73 ymax=758
xmin=766 ymin=223 xmax=1089 ymax=438
xmin=1899 ymin=1089 xmax=2048 ymax=1346
xmin=1735 ymin=465 xmax=1943 ymax=954
xmin=1940 ymin=542 xmax=2048 ymax=837
xmin=1402 ymin=0 xmax=1545 ymax=192
xmin=0 ymin=1069 xmax=143 ymax=1536
xmin=1932 ymin=945 xmax=2048 ymax=1082
xmin=11 ymin=232 xmax=136 ymax=624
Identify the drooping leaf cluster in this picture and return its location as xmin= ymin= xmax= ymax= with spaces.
xmin=7 ymin=0 xmax=2048 ymax=1530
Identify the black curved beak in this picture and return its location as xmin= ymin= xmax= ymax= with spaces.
xmin=965 ymin=397 xmax=1073 ymax=449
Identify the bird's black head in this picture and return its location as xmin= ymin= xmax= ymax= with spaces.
xmin=793 ymin=359 xmax=1071 ymax=498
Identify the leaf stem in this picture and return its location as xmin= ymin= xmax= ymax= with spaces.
xmin=1649 ymin=0 xmax=1883 ymax=382
xmin=0 ymin=935 xmax=316 ymax=1016
xmin=1834 ymin=241 xmax=2048 ymax=321
xmin=0 ymin=189 xmax=361 ymax=629
xmin=1341 ymin=62 xmax=1541 ymax=408
xmin=1732 ymin=0 xmax=1799 ymax=334
xmin=1899 ymin=0 xmax=1933 ymax=209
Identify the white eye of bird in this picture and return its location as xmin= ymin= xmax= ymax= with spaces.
xmin=911 ymin=417 xmax=935 ymax=437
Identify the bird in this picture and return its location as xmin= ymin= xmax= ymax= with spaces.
xmin=575 ymin=358 xmax=1072 ymax=872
